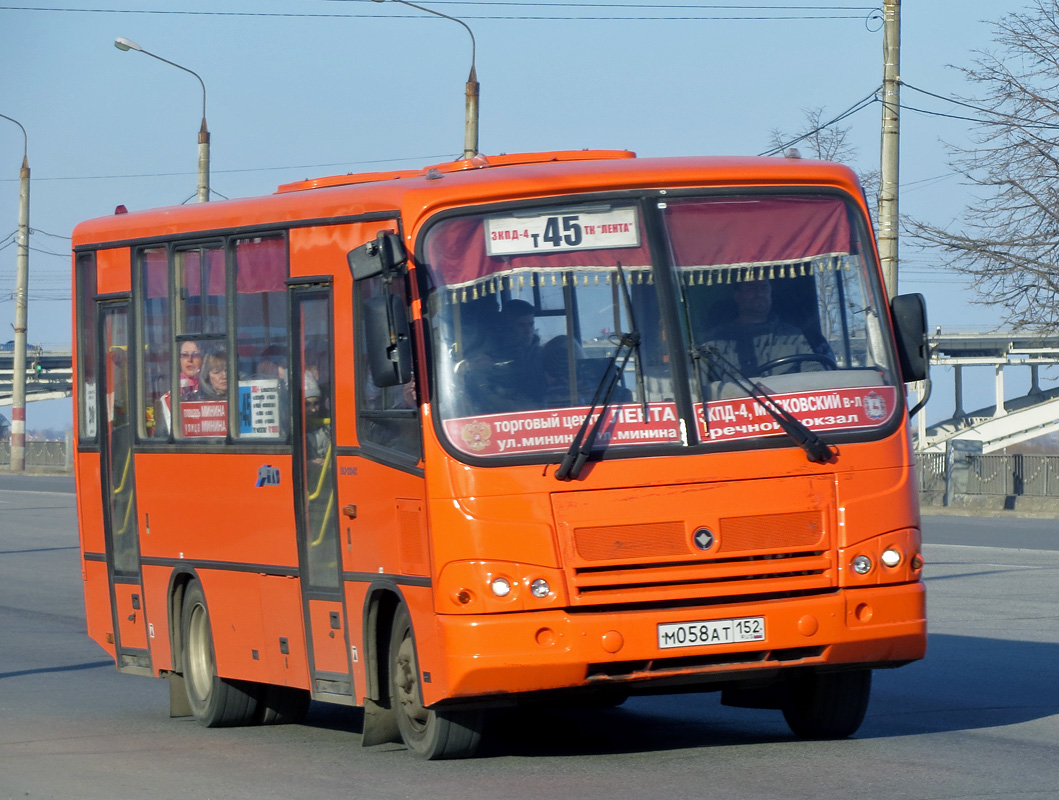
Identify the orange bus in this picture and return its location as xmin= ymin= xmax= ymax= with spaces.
xmin=73 ymin=150 xmax=929 ymax=759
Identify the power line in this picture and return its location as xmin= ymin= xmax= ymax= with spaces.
xmin=902 ymin=82 xmax=1059 ymax=131
xmin=0 ymin=154 xmax=455 ymax=184
xmin=0 ymin=4 xmax=880 ymax=20
xmin=328 ymin=2 xmax=879 ymax=7
xmin=757 ymin=87 xmax=880 ymax=157
xmin=30 ymin=228 xmax=71 ymax=240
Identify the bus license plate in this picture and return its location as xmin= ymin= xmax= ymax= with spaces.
xmin=657 ymin=616 xmax=765 ymax=650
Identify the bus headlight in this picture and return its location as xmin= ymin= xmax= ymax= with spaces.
xmin=881 ymin=548 xmax=902 ymax=568
xmin=490 ymin=577 xmax=512 ymax=597
xmin=851 ymin=555 xmax=873 ymax=575
xmin=530 ymin=578 xmax=551 ymax=598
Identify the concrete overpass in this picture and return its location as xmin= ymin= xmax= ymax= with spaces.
xmin=917 ymin=332 xmax=1059 ymax=453
xmin=0 ymin=349 xmax=73 ymax=406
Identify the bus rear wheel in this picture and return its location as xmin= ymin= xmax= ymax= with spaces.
xmin=781 ymin=668 xmax=872 ymax=739
xmin=180 ymin=582 xmax=260 ymax=727
xmin=389 ymin=605 xmax=483 ymax=759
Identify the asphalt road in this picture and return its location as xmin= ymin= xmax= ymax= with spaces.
xmin=1 ymin=477 xmax=1056 ymax=800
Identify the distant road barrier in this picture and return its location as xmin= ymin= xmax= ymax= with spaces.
xmin=917 ymin=451 xmax=1059 ymax=511
xmin=0 ymin=439 xmax=72 ymax=470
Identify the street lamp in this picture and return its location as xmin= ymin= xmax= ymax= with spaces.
xmin=372 ymin=0 xmax=479 ymax=159
xmin=0 ymin=112 xmax=30 ymax=472
xmin=114 ymin=37 xmax=211 ymax=202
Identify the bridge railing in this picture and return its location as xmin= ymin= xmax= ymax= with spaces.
xmin=0 ymin=440 xmax=71 ymax=470
xmin=917 ymin=451 xmax=1059 ymax=508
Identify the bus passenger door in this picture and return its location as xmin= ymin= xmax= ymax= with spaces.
xmin=99 ymin=302 xmax=150 ymax=674
xmin=292 ymin=288 xmax=352 ymax=701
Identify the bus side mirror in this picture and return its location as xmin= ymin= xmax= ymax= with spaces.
xmin=890 ymin=292 xmax=929 ymax=383
xmin=363 ymin=293 xmax=412 ymax=387
xmin=348 ymin=231 xmax=407 ymax=280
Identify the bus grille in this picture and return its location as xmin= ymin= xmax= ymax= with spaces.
xmin=567 ymin=510 xmax=835 ymax=606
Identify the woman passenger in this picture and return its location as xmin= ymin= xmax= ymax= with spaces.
xmin=199 ymin=349 xmax=228 ymax=399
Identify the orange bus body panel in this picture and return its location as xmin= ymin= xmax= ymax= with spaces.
xmin=95 ymin=247 xmax=131 ymax=295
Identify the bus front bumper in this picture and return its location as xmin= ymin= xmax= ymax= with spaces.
xmin=431 ymin=581 xmax=925 ymax=703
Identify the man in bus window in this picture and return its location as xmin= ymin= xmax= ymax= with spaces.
xmin=458 ymin=299 xmax=544 ymax=413
xmin=704 ymin=277 xmax=819 ymax=378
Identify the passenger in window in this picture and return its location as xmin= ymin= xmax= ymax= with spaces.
xmin=255 ymin=345 xmax=288 ymax=382
xmin=178 ymin=341 xmax=203 ymax=399
xmin=704 ymin=277 xmax=821 ymax=378
xmin=458 ymin=299 xmax=544 ymax=413
xmin=304 ymin=371 xmax=330 ymax=466
xmin=156 ymin=340 xmax=203 ymax=437
xmin=199 ymin=349 xmax=228 ymax=399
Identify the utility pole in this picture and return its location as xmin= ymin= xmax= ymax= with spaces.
xmin=878 ymin=0 xmax=900 ymax=298
xmin=1 ymin=113 xmax=30 ymax=472
xmin=114 ymin=38 xmax=210 ymax=202
xmin=372 ymin=0 xmax=479 ymax=159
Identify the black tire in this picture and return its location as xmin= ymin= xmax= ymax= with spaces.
xmin=781 ymin=668 xmax=872 ymax=739
xmin=255 ymin=684 xmax=312 ymax=725
xmin=180 ymin=582 xmax=260 ymax=727
xmin=389 ymin=605 xmax=483 ymax=759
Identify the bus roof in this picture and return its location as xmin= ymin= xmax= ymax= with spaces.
xmin=72 ymin=150 xmax=864 ymax=248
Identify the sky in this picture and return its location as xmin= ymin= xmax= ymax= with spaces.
xmin=0 ymin=0 xmax=1045 ymax=430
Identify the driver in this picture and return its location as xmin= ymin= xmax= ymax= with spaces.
xmin=704 ymin=277 xmax=820 ymax=378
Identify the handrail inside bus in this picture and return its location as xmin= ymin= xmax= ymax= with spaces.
xmin=308 ymin=440 xmax=334 ymax=548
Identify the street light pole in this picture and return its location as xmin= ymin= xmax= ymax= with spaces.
xmin=0 ymin=113 xmax=29 ymax=472
xmin=372 ymin=0 xmax=479 ymax=159
xmin=114 ymin=37 xmax=210 ymax=202
xmin=878 ymin=0 xmax=901 ymax=298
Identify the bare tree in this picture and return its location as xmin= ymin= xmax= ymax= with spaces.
xmin=768 ymin=107 xmax=880 ymax=225
xmin=906 ymin=0 xmax=1059 ymax=330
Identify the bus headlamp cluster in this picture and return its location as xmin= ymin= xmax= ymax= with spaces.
xmin=441 ymin=561 xmax=564 ymax=613
xmin=488 ymin=576 xmax=551 ymax=599
xmin=850 ymin=547 xmax=910 ymax=576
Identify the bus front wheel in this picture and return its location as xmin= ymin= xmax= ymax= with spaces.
xmin=180 ymin=581 xmax=260 ymax=727
xmin=781 ymin=668 xmax=872 ymax=739
xmin=389 ymin=605 xmax=483 ymax=759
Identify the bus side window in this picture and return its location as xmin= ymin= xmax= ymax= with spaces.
xmin=173 ymin=243 xmax=226 ymax=440
xmin=76 ymin=252 xmax=99 ymax=444
xmin=233 ymin=236 xmax=289 ymax=441
xmin=355 ymin=273 xmax=421 ymax=460
xmin=139 ymin=247 xmax=170 ymax=439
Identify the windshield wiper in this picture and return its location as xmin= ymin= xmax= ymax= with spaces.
xmin=692 ymin=344 xmax=837 ymax=464
xmin=555 ymin=263 xmax=645 ymax=481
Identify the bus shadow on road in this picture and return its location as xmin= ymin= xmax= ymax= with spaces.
xmin=865 ymin=631 xmax=1059 ymax=738
xmin=291 ymin=631 xmax=1059 ymax=758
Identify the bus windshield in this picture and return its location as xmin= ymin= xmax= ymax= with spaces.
xmin=422 ymin=192 xmax=899 ymax=461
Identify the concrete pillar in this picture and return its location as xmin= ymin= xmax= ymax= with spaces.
xmin=994 ymin=364 xmax=1006 ymax=416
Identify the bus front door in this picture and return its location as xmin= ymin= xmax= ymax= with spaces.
xmin=99 ymin=302 xmax=151 ymax=674
xmin=292 ymin=289 xmax=353 ymax=702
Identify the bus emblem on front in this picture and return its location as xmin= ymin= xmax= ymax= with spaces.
xmin=693 ymin=528 xmax=715 ymax=552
